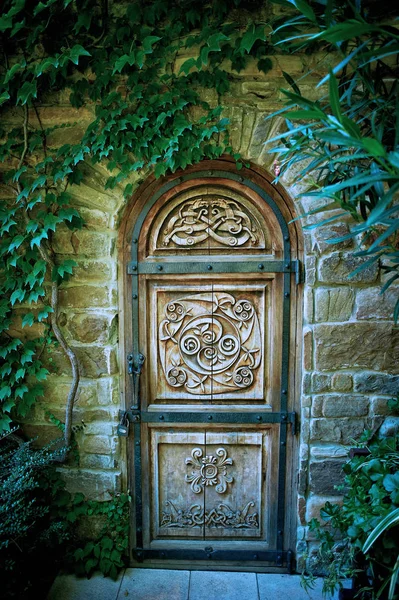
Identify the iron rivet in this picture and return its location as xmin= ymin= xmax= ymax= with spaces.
xmin=208 ymin=415 xmax=213 ymax=420
xmin=207 ymin=265 xmax=212 ymax=270
xmin=281 ymin=441 xmax=286 ymax=446
xmin=208 ymin=171 xmax=213 ymax=176
xmin=258 ymin=264 xmax=264 ymax=270
xmin=285 ymin=292 xmax=290 ymax=297
xmin=133 ymin=238 xmax=138 ymax=244
xmin=161 ymin=552 xmax=165 ymax=557
xmin=285 ymin=263 xmax=290 ymax=269
xmin=159 ymin=415 xmax=164 ymax=421
xmin=254 ymin=554 xmax=258 ymax=560
xmin=132 ymin=265 xmax=137 ymax=271
xmin=277 ymin=554 xmax=282 ymax=561
xmin=278 ymin=530 xmax=283 ymax=535
xmin=282 ymin=415 xmax=287 ymax=421
xmin=238 ymin=176 xmax=244 ymax=182
xmin=284 ymin=235 xmax=289 ymax=241
xmin=157 ymin=265 xmax=163 ymax=271
xmin=137 ymin=527 xmax=142 ymax=533
xmin=282 ymin=389 xmax=287 ymax=395
xmin=135 ymin=441 xmax=140 ymax=446
xmin=207 ymin=553 xmax=212 ymax=559
xmin=256 ymin=416 xmax=262 ymax=422
xmin=133 ymin=294 xmax=137 ymax=299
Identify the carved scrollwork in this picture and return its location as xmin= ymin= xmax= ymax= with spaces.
xmin=160 ymin=197 xmax=261 ymax=249
xmin=160 ymin=500 xmax=259 ymax=529
xmin=185 ymin=447 xmax=233 ymax=494
xmin=158 ymin=292 xmax=262 ymax=395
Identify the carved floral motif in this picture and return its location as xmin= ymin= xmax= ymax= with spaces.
xmin=160 ymin=500 xmax=259 ymax=529
xmin=160 ymin=197 xmax=262 ymax=249
xmin=185 ymin=447 xmax=233 ymax=494
xmin=159 ymin=292 xmax=262 ymax=395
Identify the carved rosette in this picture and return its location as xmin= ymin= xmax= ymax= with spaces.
xmin=185 ymin=447 xmax=233 ymax=494
xmin=160 ymin=500 xmax=259 ymax=529
xmin=158 ymin=292 xmax=261 ymax=395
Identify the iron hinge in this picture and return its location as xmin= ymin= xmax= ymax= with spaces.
xmin=292 ymin=260 xmax=304 ymax=284
xmin=288 ymin=411 xmax=297 ymax=436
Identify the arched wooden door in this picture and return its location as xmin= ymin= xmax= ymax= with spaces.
xmin=124 ymin=169 xmax=300 ymax=570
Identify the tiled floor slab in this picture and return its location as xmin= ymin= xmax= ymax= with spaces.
xmin=118 ymin=568 xmax=190 ymax=600
xmin=47 ymin=571 xmax=123 ymax=600
xmin=189 ymin=570 xmax=259 ymax=600
xmin=257 ymin=574 xmax=339 ymax=600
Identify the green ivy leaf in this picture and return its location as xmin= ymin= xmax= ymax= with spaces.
xmin=8 ymin=234 xmax=25 ymax=252
xmin=10 ymin=288 xmax=25 ymax=305
xmin=68 ymin=44 xmax=91 ymax=65
xmin=142 ymin=35 xmax=161 ymax=54
xmin=240 ymin=24 xmax=266 ymax=54
xmin=17 ymin=80 xmax=37 ymax=105
xmin=22 ymin=313 xmax=35 ymax=328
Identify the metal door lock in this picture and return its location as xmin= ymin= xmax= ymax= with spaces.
xmin=117 ymin=411 xmax=129 ymax=437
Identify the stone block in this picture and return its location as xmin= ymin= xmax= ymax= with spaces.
xmin=340 ymin=418 xmax=368 ymax=444
xmin=314 ymin=323 xmax=399 ymax=372
xmin=239 ymin=110 xmax=256 ymax=155
xmin=312 ymin=396 xmax=323 ymax=418
xmin=63 ymin=313 xmax=117 ymax=344
xmin=304 ymin=288 xmax=314 ymax=323
xmin=59 ymin=285 xmax=115 ymax=309
xmin=313 ymin=222 xmax=353 ymax=254
xmin=302 ymin=373 xmax=311 ymax=395
xmin=309 ymin=461 xmax=345 ymax=495
xmin=332 ymin=373 xmax=353 ymax=392
xmin=310 ymin=444 xmax=348 ymax=460
xmin=378 ymin=417 xmax=399 ymax=438
xmin=305 ymin=256 xmax=317 ymax=285
xmin=370 ymin=397 xmax=392 ymax=416
xmin=354 ymin=373 xmax=399 ymax=395
xmin=80 ymin=454 xmax=115 ymax=469
xmin=21 ymin=424 xmax=64 ymax=447
xmin=319 ymin=252 xmax=379 ymax=284
xmin=65 ymin=259 xmax=115 ymax=283
xmin=53 ymin=229 xmax=114 ymax=257
xmin=321 ymin=394 xmax=369 ymax=417
xmin=82 ymin=435 xmax=112 ymax=455
xmin=74 ymin=346 xmax=119 ymax=378
xmin=311 ymin=373 xmax=331 ymax=393
xmin=356 ymin=288 xmax=397 ymax=320
xmin=315 ymin=288 xmax=354 ymax=322
xmin=310 ymin=418 xmax=341 ymax=443
xmin=60 ymin=468 xmax=121 ymax=500
xmin=303 ymin=327 xmax=313 ymax=370
xmin=305 ymin=496 xmax=343 ymax=522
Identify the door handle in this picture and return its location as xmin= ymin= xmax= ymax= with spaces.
xmin=128 ymin=353 xmax=145 ymax=410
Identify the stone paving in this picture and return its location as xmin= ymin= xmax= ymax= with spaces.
xmin=47 ymin=569 xmax=344 ymax=599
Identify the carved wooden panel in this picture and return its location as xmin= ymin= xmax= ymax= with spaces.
xmin=146 ymin=277 xmax=276 ymax=405
xmin=147 ymin=186 xmax=272 ymax=256
xmin=149 ymin=428 xmax=273 ymax=544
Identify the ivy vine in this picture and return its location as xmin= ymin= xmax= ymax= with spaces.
xmin=0 ymin=0 xmax=281 ymax=443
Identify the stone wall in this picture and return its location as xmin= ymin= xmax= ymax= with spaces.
xmin=5 ymin=22 xmax=399 ymax=568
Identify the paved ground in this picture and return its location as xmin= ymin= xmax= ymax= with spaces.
xmin=47 ymin=569 xmax=345 ymax=599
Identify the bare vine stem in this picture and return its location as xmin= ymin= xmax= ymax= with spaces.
xmin=17 ymin=104 xmax=80 ymax=448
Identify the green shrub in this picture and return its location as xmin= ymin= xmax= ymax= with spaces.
xmin=303 ymin=433 xmax=399 ymax=600
xmin=0 ymin=433 xmax=71 ymax=598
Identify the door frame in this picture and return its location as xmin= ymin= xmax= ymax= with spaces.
xmin=118 ymin=158 xmax=304 ymax=572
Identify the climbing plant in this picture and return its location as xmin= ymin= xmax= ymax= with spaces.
xmin=0 ymin=0 xmax=278 ymax=441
